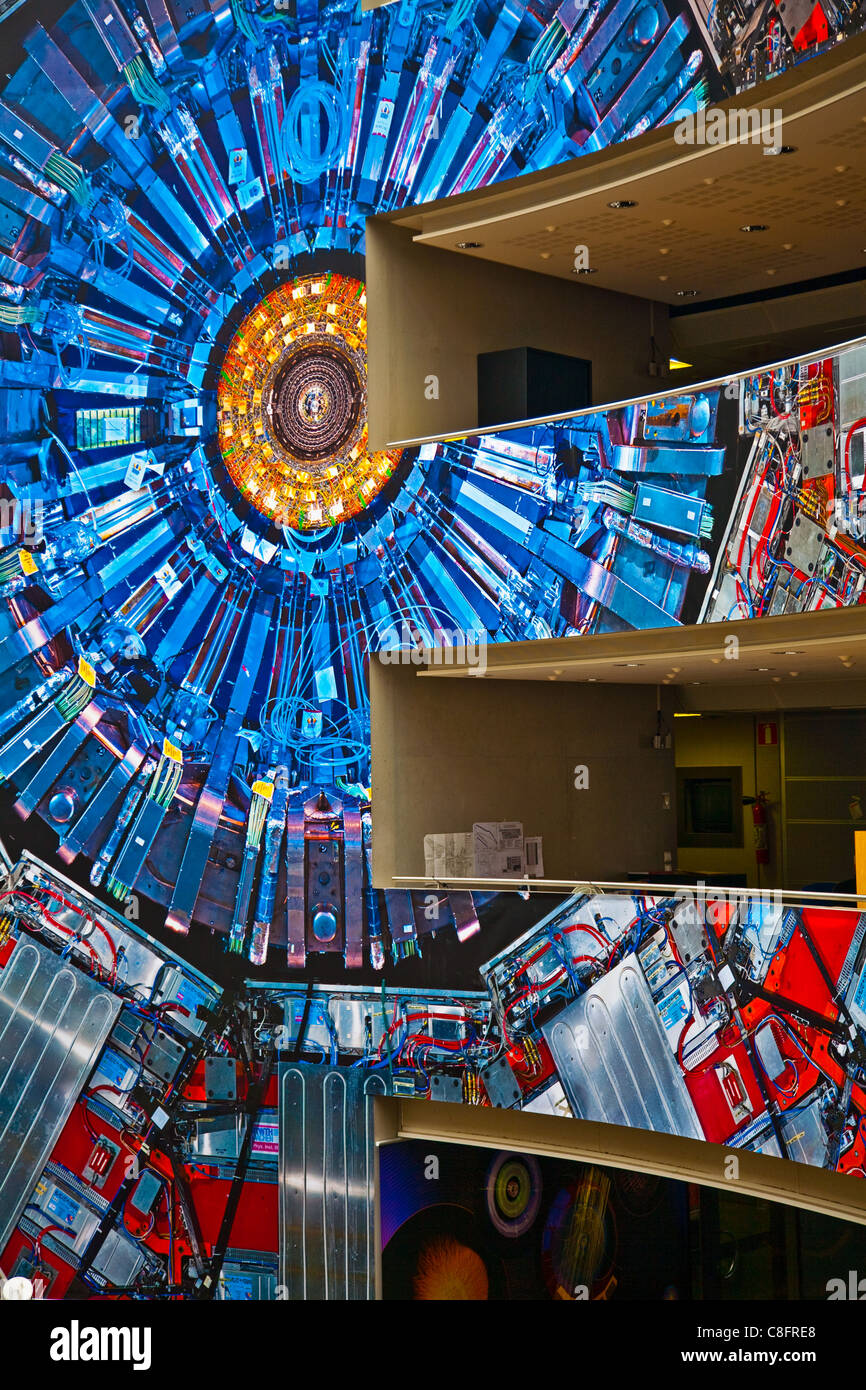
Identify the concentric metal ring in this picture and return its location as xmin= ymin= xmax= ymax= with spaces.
xmin=267 ymin=343 xmax=361 ymax=462
xmin=216 ymin=272 xmax=401 ymax=529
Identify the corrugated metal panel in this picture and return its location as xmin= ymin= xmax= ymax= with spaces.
xmin=542 ymin=958 xmax=703 ymax=1141
xmin=0 ymin=936 xmax=120 ymax=1253
xmin=279 ymin=1064 xmax=387 ymax=1300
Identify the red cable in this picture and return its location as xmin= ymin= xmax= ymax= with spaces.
xmin=34 ymin=1223 xmax=74 ymax=1255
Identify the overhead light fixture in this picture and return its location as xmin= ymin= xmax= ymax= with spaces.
xmin=455 ymin=241 xmax=482 ymax=249
xmin=766 ymin=145 xmax=796 ymax=155
xmin=740 ymin=224 xmax=768 ymax=233
xmin=676 ymin=289 xmax=699 ymax=297
xmin=608 ymin=199 xmax=637 ymax=209
xmin=572 ymin=266 xmax=598 ymax=275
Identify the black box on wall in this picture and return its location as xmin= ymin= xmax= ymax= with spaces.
xmin=477 ymin=346 xmax=592 ymax=427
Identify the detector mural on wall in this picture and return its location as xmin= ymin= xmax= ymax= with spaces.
xmin=1 ymin=0 xmax=865 ymax=1302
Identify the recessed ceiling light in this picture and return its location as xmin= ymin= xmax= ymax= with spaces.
xmin=782 ymin=242 xmax=794 ymax=250
xmin=740 ymin=224 xmax=768 ymax=233
xmin=766 ymin=268 xmax=776 ymax=275
xmin=835 ymin=164 xmax=848 ymax=173
xmin=836 ymin=199 xmax=848 ymax=208
xmin=659 ymin=247 xmax=670 ymax=255
xmin=702 ymin=177 xmax=715 ymax=186
xmin=455 ymin=241 xmax=482 ymax=249
xmin=587 ymin=677 xmax=597 ymax=682
xmin=659 ymin=274 xmax=669 ymax=282
xmin=676 ymin=289 xmax=699 ymax=297
xmin=539 ymin=251 xmax=552 ymax=259
xmin=778 ymin=650 xmax=802 ymax=655
xmin=544 ymin=224 xmax=558 ymax=232
xmin=608 ymin=199 xmax=637 ymax=209
xmin=572 ymin=267 xmax=598 ymax=275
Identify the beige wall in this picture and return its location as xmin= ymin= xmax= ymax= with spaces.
xmin=670 ymin=279 xmax=866 ymax=384
xmin=366 ymin=219 xmax=674 ymax=448
xmin=674 ymin=713 xmax=782 ymax=889
xmin=371 ymin=660 xmax=677 ymax=885
xmin=373 ymin=660 xmax=861 ymax=891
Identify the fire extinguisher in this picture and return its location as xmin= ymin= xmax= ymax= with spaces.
xmin=751 ymin=792 xmax=770 ymax=865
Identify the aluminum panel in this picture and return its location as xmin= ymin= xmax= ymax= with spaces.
xmin=0 ymin=936 xmax=120 ymax=1253
xmin=279 ymin=1064 xmax=386 ymax=1300
xmin=784 ymin=512 xmax=825 ymax=575
xmin=542 ymin=958 xmax=703 ymax=1141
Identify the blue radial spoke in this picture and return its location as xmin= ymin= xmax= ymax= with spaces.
xmin=0 ymin=0 xmax=809 ymax=956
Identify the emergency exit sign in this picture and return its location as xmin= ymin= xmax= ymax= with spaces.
xmin=758 ymin=722 xmax=778 ymax=746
